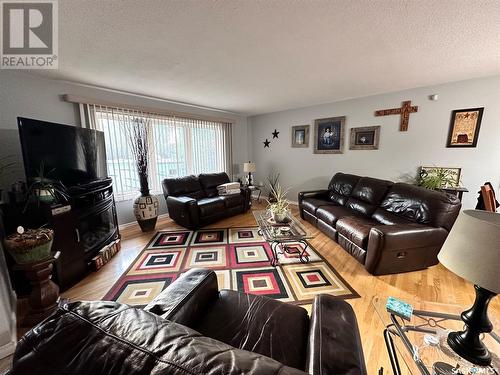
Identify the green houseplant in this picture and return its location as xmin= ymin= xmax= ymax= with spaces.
xmin=267 ymin=183 xmax=290 ymax=223
xmin=24 ymin=163 xmax=69 ymax=211
xmin=267 ymin=171 xmax=280 ymax=203
xmin=418 ymin=168 xmax=460 ymax=190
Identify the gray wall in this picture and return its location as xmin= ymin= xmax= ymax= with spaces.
xmin=0 ymin=71 xmax=250 ymax=224
xmin=249 ymin=75 xmax=500 ymax=209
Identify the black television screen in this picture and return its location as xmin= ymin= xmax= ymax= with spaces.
xmin=18 ymin=117 xmax=108 ymax=187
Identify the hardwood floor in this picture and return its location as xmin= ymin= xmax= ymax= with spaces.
xmin=62 ymin=202 xmax=499 ymax=374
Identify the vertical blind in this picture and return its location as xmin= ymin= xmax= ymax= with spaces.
xmin=82 ymin=104 xmax=232 ymax=201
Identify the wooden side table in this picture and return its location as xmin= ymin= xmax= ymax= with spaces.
xmin=245 ymin=185 xmax=262 ymax=203
xmin=14 ymin=252 xmax=60 ymax=327
xmin=440 ymin=187 xmax=469 ymax=202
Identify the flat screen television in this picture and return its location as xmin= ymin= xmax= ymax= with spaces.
xmin=18 ymin=117 xmax=108 ymax=187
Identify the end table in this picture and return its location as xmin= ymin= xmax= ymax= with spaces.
xmin=14 ymin=252 xmax=61 ymax=326
xmin=243 ymin=185 xmax=262 ymax=203
xmin=373 ymin=296 xmax=500 ymax=374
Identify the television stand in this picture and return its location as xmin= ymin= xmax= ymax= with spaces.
xmin=2 ymin=179 xmax=120 ymax=292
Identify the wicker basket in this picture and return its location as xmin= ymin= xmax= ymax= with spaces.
xmin=4 ymin=228 xmax=54 ymax=264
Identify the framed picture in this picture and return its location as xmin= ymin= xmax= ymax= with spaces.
xmin=349 ymin=126 xmax=380 ymax=150
xmin=291 ymin=125 xmax=310 ymax=148
xmin=313 ymin=116 xmax=345 ymax=154
xmin=446 ymin=107 xmax=484 ymax=147
xmin=420 ymin=166 xmax=461 ymax=188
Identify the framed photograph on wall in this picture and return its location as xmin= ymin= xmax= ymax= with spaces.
xmin=349 ymin=126 xmax=380 ymax=150
xmin=313 ymin=116 xmax=345 ymax=154
xmin=446 ymin=107 xmax=484 ymax=147
xmin=291 ymin=125 xmax=310 ymax=148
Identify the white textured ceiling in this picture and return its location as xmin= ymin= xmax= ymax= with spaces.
xmin=33 ymin=0 xmax=500 ymax=115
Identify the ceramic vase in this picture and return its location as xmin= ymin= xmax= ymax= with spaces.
xmin=133 ymin=193 xmax=159 ymax=232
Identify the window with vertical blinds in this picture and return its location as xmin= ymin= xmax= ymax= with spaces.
xmin=84 ymin=105 xmax=232 ymax=201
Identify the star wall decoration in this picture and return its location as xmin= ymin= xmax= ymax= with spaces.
xmin=272 ymin=129 xmax=280 ymax=139
xmin=263 ymin=139 xmax=270 ymax=148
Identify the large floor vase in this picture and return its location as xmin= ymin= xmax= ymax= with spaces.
xmin=133 ymin=194 xmax=159 ymax=232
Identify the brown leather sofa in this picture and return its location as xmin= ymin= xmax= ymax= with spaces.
xmin=299 ymin=173 xmax=461 ymax=275
xmin=162 ymin=172 xmax=251 ymax=229
xmin=9 ymin=269 xmax=367 ymax=375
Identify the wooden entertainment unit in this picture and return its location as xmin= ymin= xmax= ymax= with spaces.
xmin=1 ymin=178 xmax=120 ymax=292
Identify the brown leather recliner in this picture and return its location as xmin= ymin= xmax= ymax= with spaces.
xmin=9 ymin=269 xmax=367 ymax=375
xmin=162 ymin=172 xmax=251 ymax=229
xmin=299 ymin=172 xmax=461 ymax=275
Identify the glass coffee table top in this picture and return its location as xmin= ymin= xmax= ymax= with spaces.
xmin=252 ymin=210 xmax=314 ymax=266
xmin=373 ymin=296 xmax=500 ymax=375
xmin=252 ymin=209 xmax=312 ymax=242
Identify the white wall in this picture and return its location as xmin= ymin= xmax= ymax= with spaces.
xmin=0 ymin=71 xmax=250 ymax=224
xmin=249 ymin=75 xmax=500 ymax=209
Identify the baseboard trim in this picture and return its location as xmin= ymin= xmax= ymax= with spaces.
xmin=118 ymin=201 xmax=298 ymax=231
xmin=119 ymin=213 xmax=170 ymax=231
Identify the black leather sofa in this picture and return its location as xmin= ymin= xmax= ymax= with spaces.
xmin=162 ymin=172 xmax=251 ymax=229
xmin=299 ymin=173 xmax=461 ymax=275
xmin=9 ymin=268 xmax=367 ymax=375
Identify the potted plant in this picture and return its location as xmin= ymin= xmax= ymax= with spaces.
xmin=418 ymin=168 xmax=460 ymax=190
xmin=267 ymin=183 xmax=290 ymax=223
xmin=24 ymin=163 xmax=69 ymax=211
xmin=126 ymin=118 xmax=159 ymax=232
xmin=4 ymin=227 xmax=54 ymax=264
xmin=267 ymin=171 xmax=280 ymax=203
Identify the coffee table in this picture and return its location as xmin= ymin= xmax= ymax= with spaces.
xmin=373 ymin=296 xmax=500 ymax=375
xmin=253 ymin=209 xmax=313 ymax=266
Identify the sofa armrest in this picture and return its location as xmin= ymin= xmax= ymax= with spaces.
xmin=298 ymin=190 xmax=329 ymax=205
xmin=306 ymin=295 xmax=367 ymax=375
xmin=365 ymin=224 xmax=449 ymax=274
xmin=144 ymin=268 xmax=218 ymax=326
xmin=166 ymin=195 xmax=199 ymax=229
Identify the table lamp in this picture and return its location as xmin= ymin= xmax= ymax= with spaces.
xmin=243 ymin=162 xmax=256 ymax=186
xmin=437 ymin=210 xmax=500 ymax=366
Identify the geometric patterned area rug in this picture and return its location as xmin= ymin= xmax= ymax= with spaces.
xmin=103 ymin=226 xmax=359 ymax=307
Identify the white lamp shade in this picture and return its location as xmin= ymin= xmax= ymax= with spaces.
xmin=438 ymin=210 xmax=500 ymax=294
xmin=243 ymin=162 xmax=256 ymax=173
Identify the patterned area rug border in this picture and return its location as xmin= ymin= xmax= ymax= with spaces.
xmin=103 ymin=226 xmax=360 ymax=306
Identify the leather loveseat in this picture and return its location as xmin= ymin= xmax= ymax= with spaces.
xmin=299 ymin=173 xmax=461 ymax=275
xmin=162 ymin=172 xmax=251 ymax=229
xmin=9 ymin=268 xmax=367 ymax=375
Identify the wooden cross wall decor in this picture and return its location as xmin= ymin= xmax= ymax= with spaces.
xmin=374 ymin=100 xmax=418 ymax=131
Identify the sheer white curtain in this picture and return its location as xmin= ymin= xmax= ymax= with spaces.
xmin=81 ymin=104 xmax=233 ymax=201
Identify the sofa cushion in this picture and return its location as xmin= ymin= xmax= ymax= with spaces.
xmin=345 ymin=177 xmax=393 ymax=216
xmin=336 ymin=216 xmax=379 ymax=249
xmin=327 ymin=173 xmax=361 ymax=205
xmin=198 ymin=197 xmax=225 ymax=216
xmin=371 ymin=208 xmax=414 ymax=225
xmin=11 ymin=301 xmax=306 ymax=375
xmin=194 ymin=290 xmax=309 ymax=370
xmin=219 ymin=193 xmax=244 ymax=208
xmin=163 ymin=175 xmax=206 ymax=200
xmin=199 ymin=172 xmax=231 ymax=198
xmin=350 ymin=177 xmax=393 ymax=205
xmin=379 ymin=183 xmax=461 ymax=230
xmin=316 ymin=206 xmax=355 ymax=226
xmin=301 ymin=198 xmax=336 ymax=215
